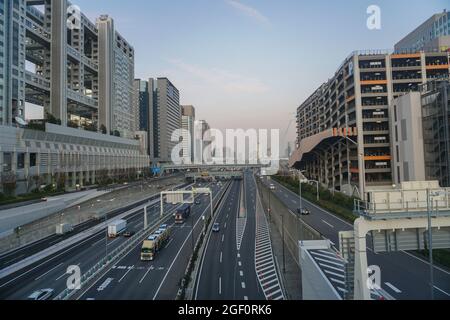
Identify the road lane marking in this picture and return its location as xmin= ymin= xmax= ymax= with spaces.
xmin=240 ymin=271 xmax=244 ymax=277
xmin=222 ymin=235 xmax=224 ymax=242
xmin=238 ymin=261 xmax=242 ymax=267
xmin=3 ymin=254 xmax=26 ymax=266
xmin=165 ymin=238 xmax=173 ymax=249
xmin=321 ymin=220 xmax=335 ymax=229
xmin=219 ymin=277 xmax=222 ymax=295
xmin=385 ymin=282 xmax=402 ymax=294
xmin=139 ymin=266 xmax=154 ymax=284
xmin=34 ymin=263 xmax=63 ymax=281
xmin=434 ymin=286 xmax=450 ymax=297
xmin=0 ymin=232 xmax=102 ymax=289
xmin=241 ymin=282 xmax=246 ymax=289
xmin=118 ymin=265 xmax=134 ymax=283
xmin=244 ymin=296 xmax=248 ymax=300
xmin=220 ymin=252 xmax=223 ymax=264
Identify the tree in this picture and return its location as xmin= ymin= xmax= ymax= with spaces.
xmin=1 ymin=172 xmax=17 ymax=197
xmin=100 ymin=124 xmax=107 ymax=134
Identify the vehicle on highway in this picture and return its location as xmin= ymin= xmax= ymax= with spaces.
xmin=28 ymin=289 xmax=54 ymax=300
xmin=123 ymin=230 xmax=135 ymax=237
xmin=140 ymin=225 xmax=171 ymax=261
xmin=108 ymin=219 xmax=127 ymax=238
xmin=41 ymin=197 xmax=48 ymax=202
xmin=296 ymin=208 xmax=310 ymax=215
xmin=270 ymin=184 xmax=275 ymax=190
xmin=175 ymin=204 xmax=191 ymax=224
xmin=195 ymin=199 xmax=201 ymax=205
xmin=56 ymin=223 xmax=73 ymax=235
xmin=212 ymin=223 xmax=220 ymax=232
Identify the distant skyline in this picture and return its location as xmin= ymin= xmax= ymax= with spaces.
xmin=37 ymin=0 xmax=450 ymax=149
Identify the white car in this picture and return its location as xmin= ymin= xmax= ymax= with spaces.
xmin=270 ymin=184 xmax=275 ymax=190
xmin=28 ymin=288 xmax=54 ymax=300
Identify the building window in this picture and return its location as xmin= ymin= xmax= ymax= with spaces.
xmin=30 ymin=153 xmax=37 ymax=167
xmin=17 ymin=153 xmax=25 ymax=169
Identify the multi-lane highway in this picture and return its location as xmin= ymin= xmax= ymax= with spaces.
xmin=74 ymin=182 xmax=229 ymax=300
xmin=262 ymin=177 xmax=450 ymax=300
xmin=0 ymin=182 xmax=213 ymax=300
xmin=194 ymin=171 xmax=282 ymax=300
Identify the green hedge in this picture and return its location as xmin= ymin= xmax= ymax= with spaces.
xmin=273 ymin=175 xmax=357 ymax=223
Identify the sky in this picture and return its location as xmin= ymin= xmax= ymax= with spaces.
xmin=68 ymin=0 xmax=448 ymax=153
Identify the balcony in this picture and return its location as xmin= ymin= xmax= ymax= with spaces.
xmin=25 ymin=18 xmax=51 ymax=42
xmin=25 ymin=71 xmax=50 ymax=92
xmin=67 ymin=89 xmax=98 ymax=108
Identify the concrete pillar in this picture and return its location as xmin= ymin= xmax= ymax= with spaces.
xmin=353 ymin=218 xmax=370 ymax=300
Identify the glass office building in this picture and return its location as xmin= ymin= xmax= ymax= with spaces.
xmin=421 ymin=79 xmax=450 ymax=187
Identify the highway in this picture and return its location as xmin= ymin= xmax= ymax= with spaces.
xmin=74 ymin=182 xmax=229 ymax=300
xmin=262 ymin=177 xmax=450 ymax=300
xmin=0 ymin=183 xmax=202 ymax=300
xmin=0 ymin=182 xmax=189 ymax=271
xmin=194 ymin=171 xmax=276 ymax=300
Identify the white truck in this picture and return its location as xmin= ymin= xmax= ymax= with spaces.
xmin=56 ymin=223 xmax=73 ymax=235
xmin=108 ymin=219 xmax=127 ymax=238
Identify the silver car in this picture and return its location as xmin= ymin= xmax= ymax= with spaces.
xmin=28 ymin=288 xmax=54 ymax=300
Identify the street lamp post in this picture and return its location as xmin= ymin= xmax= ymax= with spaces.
xmin=281 ymin=213 xmax=286 ymax=273
xmin=309 ymin=180 xmax=320 ymax=201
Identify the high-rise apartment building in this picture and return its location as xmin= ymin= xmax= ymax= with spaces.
xmin=395 ymin=10 xmax=450 ymax=52
xmin=290 ymin=50 xmax=450 ymax=197
xmin=181 ymin=105 xmax=195 ymax=163
xmin=0 ymin=1 xmax=135 ymax=137
xmin=149 ymin=78 xmax=181 ymax=164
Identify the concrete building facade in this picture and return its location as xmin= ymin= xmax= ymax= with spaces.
xmin=390 ymin=92 xmax=426 ymax=185
xmin=395 ymin=10 xmax=450 ymax=52
xmin=0 ymin=123 xmax=149 ymax=195
xmin=181 ymin=105 xmax=195 ymax=163
xmin=0 ymin=1 xmax=135 ymax=138
xmin=290 ymin=50 xmax=450 ymax=197
xmin=149 ymin=78 xmax=181 ymax=164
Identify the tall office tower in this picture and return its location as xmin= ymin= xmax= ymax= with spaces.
xmin=149 ymin=78 xmax=181 ymax=164
xmin=133 ymin=79 xmax=150 ymax=132
xmin=193 ymin=120 xmax=211 ymax=164
xmin=0 ymin=1 xmax=149 ymax=194
xmin=97 ymin=15 xmax=135 ymax=138
xmin=290 ymin=50 xmax=450 ymax=198
xmin=0 ymin=1 xmax=135 ymax=136
xmin=395 ymin=10 xmax=450 ymax=52
xmin=181 ymin=105 xmax=195 ymax=163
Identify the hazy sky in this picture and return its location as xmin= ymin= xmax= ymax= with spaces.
xmin=70 ymin=0 xmax=448 ymax=150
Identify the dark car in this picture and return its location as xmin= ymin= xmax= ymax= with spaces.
xmin=123 ymin=230 xmax=135 ymax=237
xmin=296 ymin=208 xmax=310 ymax=215
xmin=212 ymin=223 xmax=220 ymax=232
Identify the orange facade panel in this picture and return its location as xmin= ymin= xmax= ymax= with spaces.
xmin=391 ymin=53 xmax=421 ymax=59
xmin=360 ymin=80 xmax=388 ymax=85
xmin=350 ymin=168 xmax=359 ymax=174
xmin=364 ymin=155 xmax=392 ymax=161
xmin=426 ymin=64 xmax=449 ymax=70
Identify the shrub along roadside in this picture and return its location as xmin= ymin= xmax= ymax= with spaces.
xmin=273 ymin=175 xmax=357 ymax=223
